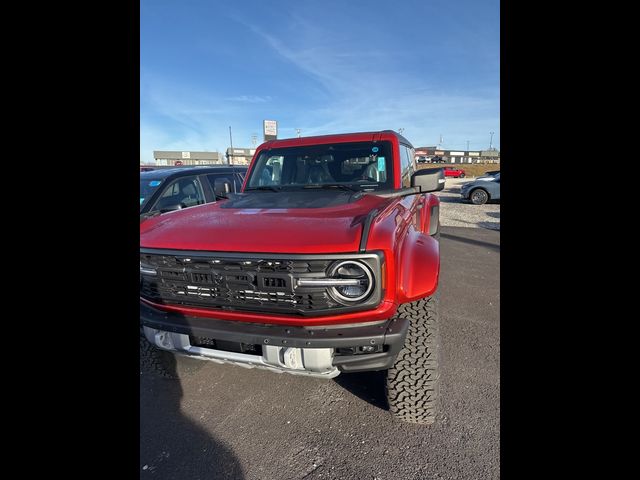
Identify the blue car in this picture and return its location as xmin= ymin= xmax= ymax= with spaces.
xmin=460 ymin=172 xmax=500 ymax=205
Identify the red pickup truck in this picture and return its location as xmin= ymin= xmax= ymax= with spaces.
xmin=140 ymin=130 xmax=445 ymax=424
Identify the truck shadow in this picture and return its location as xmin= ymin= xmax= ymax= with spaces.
xmin=436 ymin=196 xmax=464 ymax=203
xmin=440 ymin=231 xmax=500 ymax=251
xmin=140 ymin=341 xmax=245 ymax=480
xmin=333 ymin=370 xmax=389 ymax=410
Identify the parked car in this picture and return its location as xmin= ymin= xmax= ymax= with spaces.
xmin=476 ymin=170 xmax=500 ymax=181
xmin=140 ymin=166 xmax=155 ymax=172
xmin=443 ymin=166 xmax=466 ymax=178
xmin=460 ymin=172 xmax=500 ymax=204
xmin=140 ymin=165 xmax=248 ymax=221
xmin=140 ymin=130 xmax=446 ymax=424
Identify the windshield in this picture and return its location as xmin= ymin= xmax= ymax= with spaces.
xmin=246 ymin=141 xmax=394 ymax=191
xmin=140 ymin=178 xmax=164 ymax=208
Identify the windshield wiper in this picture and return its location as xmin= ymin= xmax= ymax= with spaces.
xmin=244 ymin=186 xmax=282 ymax=192
xmin=302 ymin=184 xmax=358 ymax=192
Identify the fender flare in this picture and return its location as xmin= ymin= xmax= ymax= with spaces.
xmin=396 ymin=229 xmax=439 ymax=304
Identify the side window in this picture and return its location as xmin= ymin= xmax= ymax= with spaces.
xmin=160 ymin=182 xmax=179 ymax=198
xmin=206 ymin=174 xmax=238 ymax=194
xmin=400 ymin=145 xmax=414 ymax=188
xmin=409 ymin=147 xmax=417 ymax=172
xmin=152 ymin=176 xmax=206 ymax=212
xmin=233 ymin=174 xmax=244 ymax=192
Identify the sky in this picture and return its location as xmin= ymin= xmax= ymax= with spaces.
xmin=140 ymin=0 xmax=499 ymax=163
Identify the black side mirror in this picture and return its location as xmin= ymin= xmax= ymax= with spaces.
xmin=411 ymin=168 xmax=445 ymax=192
xmin=214 ymin=178 xmax=232 ymax=198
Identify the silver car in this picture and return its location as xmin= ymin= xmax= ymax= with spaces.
xmin=460 ymin=173 xmax=500 ymax=205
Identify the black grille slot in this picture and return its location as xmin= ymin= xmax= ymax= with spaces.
xmin=191 ymin=272 xmax=216 ymax=284
xmin=160 ymin=270 xmax=186 ymax=280
xmin=262 ymin=277 xmax=286 ymax=288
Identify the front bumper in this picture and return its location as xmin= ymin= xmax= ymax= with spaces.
xmin=141 ymin=301 xmax=408 ymax=378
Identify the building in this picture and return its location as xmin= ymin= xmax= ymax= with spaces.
xmin=225 ymin=147 xmax=256 ymax=165
xmin=414 ymin=146 xmax=500 ymax=164
xmin=153 ymin=151 xmax=223 ymax=166
xmin=479 ymin=149 xmax=501 ymax=163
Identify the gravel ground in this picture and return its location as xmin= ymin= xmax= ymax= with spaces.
xmin=435 ymin=178 xmax=500 ymax=231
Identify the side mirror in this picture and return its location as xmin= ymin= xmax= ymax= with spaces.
xmin=214 ymin=178 xmax=232 ymax=198
xmin=411 ymin=168 xmax=445 ymax=192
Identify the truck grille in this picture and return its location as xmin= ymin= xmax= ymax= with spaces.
xmin=140 ymin=253 xmax=342 ymax=315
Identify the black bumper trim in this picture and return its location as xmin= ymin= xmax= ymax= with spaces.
xmin=140 ymin=302 xmax=408 ymax=372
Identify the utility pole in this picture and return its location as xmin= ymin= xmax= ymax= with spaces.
xmin=251 ymin=134 xmax=257 ymax=147
xmin=438 ymin=134 xmax=443 ymax=148
xmin=296 ymin=128 xmax=301 ymax=138
xmin=229 ymin=126 xmax=234 ymax=165
xmin=489 ymin=131 xmax=495 ymax=150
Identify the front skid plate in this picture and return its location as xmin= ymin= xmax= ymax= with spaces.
xmin=145 ymin=326 xmax=340 ymax=379
xmin=173 ymin=351 xmax=341 ymax=379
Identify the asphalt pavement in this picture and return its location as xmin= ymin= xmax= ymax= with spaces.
xmin=140 ymin=226 xmax=500 ymax=480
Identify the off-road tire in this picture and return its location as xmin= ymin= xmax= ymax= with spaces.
xmin=386 ymin=295 xmax=440 ymax=425
xmin=140 ymin=333 xmax=177 ymax=378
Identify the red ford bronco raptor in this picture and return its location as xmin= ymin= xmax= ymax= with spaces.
xmin=140 ymin=130 xmax=445 ymax=424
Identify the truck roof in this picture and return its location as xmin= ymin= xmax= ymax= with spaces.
xmin=258 ymin=130 xmax=413 ymax=150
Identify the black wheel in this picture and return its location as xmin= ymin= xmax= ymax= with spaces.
xmin=470 ymin=188 xmax=489 ymax=205
xmin=386 ymin=295 xmax=440 ymax=425
xmin=459 ymin=173 xmax=465 ymax=178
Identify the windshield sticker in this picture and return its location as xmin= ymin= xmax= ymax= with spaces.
xmin=371 ymin=146 xmax=379 ymax=153
xmin=149 ymin=180 xmax=161 ymax=187
xmin=377 ymin=157 xmax=385 ymax=171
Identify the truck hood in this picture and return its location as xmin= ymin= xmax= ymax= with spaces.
xmin=140 ymin=191 xmax=393 ymax=254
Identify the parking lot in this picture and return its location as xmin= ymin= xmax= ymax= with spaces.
xmin=436 ymin=178 xmax=500 ymax=231
xmin=140 ymin=225 xmax=500 ymax=480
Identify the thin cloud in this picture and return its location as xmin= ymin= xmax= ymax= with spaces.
xmin=225 ymin=95 xmax=273 ymax=103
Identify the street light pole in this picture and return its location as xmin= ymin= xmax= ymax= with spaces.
xmin=229 ymin=126 xmax=234 ymax=165
xmin=489 ymin=131 xmax=494 ymax=150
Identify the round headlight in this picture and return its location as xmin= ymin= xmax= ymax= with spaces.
xmin=328 ymin=260 xmax=373 ymax=303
